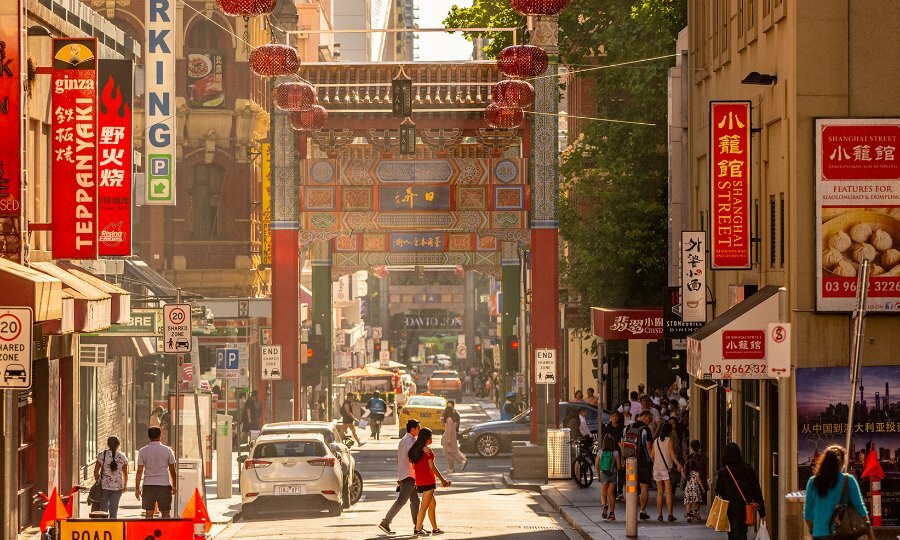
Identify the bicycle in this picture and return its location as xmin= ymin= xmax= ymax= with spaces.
xmin=369 ymin=413 xmax=384 ymax=440
xmin=571 ymin=436 xmax=597 ymax=488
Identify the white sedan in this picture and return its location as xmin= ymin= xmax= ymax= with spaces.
xmin=240 ymin=432 xmax=345 ymax=518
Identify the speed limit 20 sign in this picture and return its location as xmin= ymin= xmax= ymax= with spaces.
xmin=0 ymin=308 xmax=33 ymax=389
xmin=163 ymin=303 xmax=192 ymax=353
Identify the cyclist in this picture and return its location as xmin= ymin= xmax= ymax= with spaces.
xmin=367 ymin=391 xmax=388 ymax=440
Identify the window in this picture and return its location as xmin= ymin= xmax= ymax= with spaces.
xmin=746 ymin=0 xmax=756 ymax=30
xmin=769 ymin=196 xmax=776 ymax=267
xmin=737 ymin=0 xmax=744 ymax=37
xmin=190 ymin=164 xmax=223 ymax=239
xmin=187 ymin=18 xmax=220 ymax=50
xmin=763 ymin=0 xmax=772 ymax=16
xmin=742 ymin=380 xmax=760 ymax=472
xmin=714 ymin=0 xmax=728 ymax=57
xmin=779 ymin=193 xmax=785 ymax=267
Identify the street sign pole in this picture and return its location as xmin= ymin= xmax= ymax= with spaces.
xmin=174 ymin=288 xmax=181 ymax=513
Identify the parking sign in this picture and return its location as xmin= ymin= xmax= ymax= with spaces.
xmin=163 ymin=304 xmax=192 ymax=353
xmin=0 ymin=307 xmax=32 ymax=389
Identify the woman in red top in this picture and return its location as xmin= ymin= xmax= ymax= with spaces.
xmin=408 ymin=428 xmax=450 ymax=535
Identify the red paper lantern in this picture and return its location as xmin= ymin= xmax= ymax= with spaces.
xmin=497 ymin=45 xmax=549 ymax=79
xmin=216 ymin=0 xmax=277 ymax=16
xmin=492 ymin=79 xmax=535 ymax=107
xmin=273 ymin=82 xmax=317 ymax=111
xmin=510 ymin=0 xmax=571 ymax=16
xmin=484 ymin=103 xmax=524 ymax=129
xmin=249 ymin=44 xmax=300 ymax=77
xmin=290 ymin=106 xmax=328 ymax=131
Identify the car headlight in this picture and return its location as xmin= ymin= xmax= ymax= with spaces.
xmin=459 ymin=429 xmax=473 ymax=439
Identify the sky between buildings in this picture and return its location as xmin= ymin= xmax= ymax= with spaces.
xmin=416 ymin=0 xmax=474 ymax=61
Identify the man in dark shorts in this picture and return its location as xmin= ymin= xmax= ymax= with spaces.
xmin=135 ymin=427 xmax=176 ymax=518
xmin=339 ymin=394 xmax=364 ymax=446
xmin=632 ymin=410 xmax=655 ymax=520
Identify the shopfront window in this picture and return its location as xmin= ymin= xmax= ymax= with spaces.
xmin=742 ymin=380 xmax=760 ymax=472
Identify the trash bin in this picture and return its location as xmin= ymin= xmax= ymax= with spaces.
xmin=784 ymin=491 xmax=811 ymax=540
xmin=546 ymin=428 xmax=571 ymax=479
xmin=176 ymin=458 xmax=203 ymax=515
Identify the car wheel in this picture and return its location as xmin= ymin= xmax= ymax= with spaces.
xmin=349 ymin=470 xmax=363 ymax=505
xmin=328 ymin=502 xmax=343 ymax=516
xmin=242 ymin=503 xmax=257 ymax=520
xmin=475 ymin=433 xmax=501 ymax=458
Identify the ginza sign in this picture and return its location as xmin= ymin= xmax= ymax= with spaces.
xmin=710 ymin=101 xmax=752 ymax=269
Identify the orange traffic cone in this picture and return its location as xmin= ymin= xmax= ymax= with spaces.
xmin=181 ymin=488 xmax=212 ymax=536
xmin=39 ymin=488 xmax=70 ymax=532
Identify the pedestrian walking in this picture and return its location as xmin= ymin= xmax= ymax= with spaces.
xmin=380 ymin=419 xmax=422 ymax=535
xmin=135 ymin=427 xmax=177 ymax=518
xmin=241 ymin=390 xmax=262 ymax=441
xmin=603 ymin=411 xmax=626 ymax=500
xmin=683 ymin=439 xmax=708 ymax=522
xmin=804 ymin=445 xmax=874 ymax=540
xmin=714 ymin=442 xmax=765 ymax=540
xmin=586 ymin=388 xmax=599 ymax=406
xmin=622 ymin=409 xmax=654 ymax=520
xmin=339 ymin=393 xmax=365 ymax=446
xmin=441 ymin=401 xmax=467 ymax=473
xmin=650 ymin=423 xmax=683 ymax=522
xmin=596 ymin=434 xmax=620 ymax=521
xmin=409 ymin=428 xmax=451 ymax=535
xmin=91 ymin=436 xmax=128 ymax=519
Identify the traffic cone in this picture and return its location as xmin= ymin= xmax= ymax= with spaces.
xmin=182 ymin=488 xmax=212 ymax=535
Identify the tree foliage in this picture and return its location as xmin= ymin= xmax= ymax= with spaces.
xmin=443 ymin=1 xmax=524 ymax=59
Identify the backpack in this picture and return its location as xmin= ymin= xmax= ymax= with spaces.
xmin=598 ymin=450 xmax=615 ymax=474
xmin=622 ymin=424 xmax=647 ymax=460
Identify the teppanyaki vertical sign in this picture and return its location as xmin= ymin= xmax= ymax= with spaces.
xmin=0 ymin=3 xmax=22 ymax=263
xmin=51 ymin=38 xmax=98 ymax=259
xmin=145 ymin=0 xmax=176 ymax=205
xmin=97 ymin=59 xmax=133 ymax=256
xmin=260 ymin=143 xmax=272 ymax=266
xmin=709 ymin=101 xmax=752 ymax=269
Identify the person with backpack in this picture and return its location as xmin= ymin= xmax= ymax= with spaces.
xmin=621 ymin=409 xmax=655 ymax=520
xmin=804 ymin=445 xmax=874 ymax=540
xmin=596 ymin=434 xmax=621 ymax=521
xmin=714 ymin=442 xmax=765 ymax=539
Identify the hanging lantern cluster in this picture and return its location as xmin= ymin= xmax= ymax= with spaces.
xmin=290 ymin=105 xmax=328 ymax=131
xmin=491 ymin=79 xmax=535 ymax=108
xmin=497 ymin=45 xmax=549 ymax=79
xmin=509 ymin=0 xmax=571 ymax=16
xmin=273 ymin=82 xmax=317 ymax=112
xmin=484 ymin=103 xmax=525 ymax=129
xmin=250 ymin=44 xmax=300 ymax=77
xmin=215 ymin=0 xmax=277 ymax=16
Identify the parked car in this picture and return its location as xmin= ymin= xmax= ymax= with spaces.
xmin=398 ymin=394 xmax=447 ymax=437
xmin=427 ymin=370 xmax=463 ymax=401
xmin=255 ymin=421 xmax=362 ymax=507
xmin=240 ymin=432 xmax=344 ymax=518
xmin=459 ymin=402 xmax=609 ymax=458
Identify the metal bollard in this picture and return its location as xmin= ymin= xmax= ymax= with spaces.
xmin=625 ymin=457 xmax=638 ymax=538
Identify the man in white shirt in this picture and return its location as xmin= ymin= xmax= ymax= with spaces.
xmin=578 ymin=408 xmax=592 ymax=438
xmin=135 ymin=427 xmax=177 ymax=518
xmin=380 ymin=419 xmax=421 ymax=535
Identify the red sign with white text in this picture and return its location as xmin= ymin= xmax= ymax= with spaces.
xmin=590 ymin=308 xmax=664 ymax=340
xmin=821 ymin=124 xmax=900 ymax=180
xmin=710 ymin=101 xmax=752 ymax=269
xmin=0 ymin=12 xmax=21 ymax=219
xmin=51 ymin=38 xmax=98 ymax=259
xmin=97 ymin=60 xmax=132 ymax=256
xmin=722 ymin=330 xmax=766 ymax=360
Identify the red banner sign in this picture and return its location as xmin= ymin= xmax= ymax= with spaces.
xmin=97 ymin=59 xmax=132 ymax=256
xmin=590 ymin=307 xmax=663 ymax=340
xmin=0 ymin=12 xmax=21 ymax=217
xmin=722 ymin=330 xmax=766 ymax=360
xmin=52 ymin=38 xmax=98 ymax=259
xmin=710 ymin=101 xmax=752 ymax=269
xmin=821 ymin=123 xmax=900 ymax=181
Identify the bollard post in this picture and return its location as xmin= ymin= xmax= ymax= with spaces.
xmin=625 ymin=457 xmax=638 ymax=538
xmin=872 ymin=478 xmax=882 ymax=527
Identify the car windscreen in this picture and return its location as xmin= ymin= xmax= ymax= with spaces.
xmin=430 ymin=372 xmax=458 ymax=378
xmin=260 ymin=427 xmax=335 ymax=444
xmin=406 ymin=396 xmax=445 ymax=408
xmin=253 ymin=440 xmax=326 ymax=459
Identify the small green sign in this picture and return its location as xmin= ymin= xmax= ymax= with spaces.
xmin=89 ymin=308 xmax=162 ymax=336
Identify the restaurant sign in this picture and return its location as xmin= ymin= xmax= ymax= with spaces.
xmin=590 ymin=308 xmax=663 ymax=340
xmin=709 ymin=101 xmax=752 ymax=269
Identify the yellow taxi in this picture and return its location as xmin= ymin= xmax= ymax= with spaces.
xmin=397 ymin=393 xmax=447 ymax=437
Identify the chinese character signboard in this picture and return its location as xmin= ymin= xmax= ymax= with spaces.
xmin=681 ymin=231 xmax=707 ymax=322
xmin=663 ymin=287 xmax=704 ymax=340
xmin=815 ymin=119 xmax=900 ymax=312
xmin=187 ymin=53 xmax=224 ymax=108
xmin=709 ymin=101 xmax=752 ymax=269
xmin=392 ymin=78 xmax=412 ymax=117
xmin=97 ymin=59 xmax=133 ymax=256
xmin=51 ymin=38 xmax=98 ymax=259
xmin=721 ymin=330 xmax=766 ymax=360
xmin=145 ymin=0 xmax=176 ymax=205
xmin=260 ymin=143 xmax=271 ymax=266
xmin=0 ymin=4 xmax=23 ymax=263
xmin=590 ymin=308 xmax=663 ymax=340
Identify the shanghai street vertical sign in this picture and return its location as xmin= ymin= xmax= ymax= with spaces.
xmin=51 ymin=38 xmax=98 ymax=259
xmin=145 ymin=0 xmax=176 ymax=205
xmin=0 ymin=3 xmax=23 ymax=263
xmin=709 ymin=101 xmax=752 ymax=269
xmin=97 ymin=59 xmax=133 ymax=255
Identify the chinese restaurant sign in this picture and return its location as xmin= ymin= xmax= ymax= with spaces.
xmin=187 ymin=52 xmax=224 ymax=108
xmin=97 ymin=59 xmax=133 ymax=256
xmin=260 ymin=143 xmax=271 ymax=266
xmin=590 ymin=308 xmax=663 ymax=340
xmin=51 ymin=38 xmax=98 ymax=259
xmin=681 ymin=231 xmax=707 ymax=322
xmin=721 ymin=330 xmax=765 ymax=360
xmin=709 ymin=101 xmax=752 ymax=269
xmin=663 ymin=287 xmax=704 ymax=341
xmin=0 ymin=4 xmax=22 ymax=262
xmin=145 ymin=0 xmax=176 ymax=204
xmin=815 ymin=119 xmax=900 ymax=312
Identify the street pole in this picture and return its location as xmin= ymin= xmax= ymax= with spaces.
xmin=845 ymin=259 xmax=871 ymax=470
xmin=174 ymin=288 xmax=182 ymax=512
xmin=625 ymin=457 xmax=638 ymax=537
xmin=193 ymin=387 xmax=207 ymax=500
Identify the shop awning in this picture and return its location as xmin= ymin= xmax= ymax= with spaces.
xmin=81 ymin=335 xmax=157 ymax=358
xmin=590 ymin=307 xmax=663 ymax=340
xmin=32 ymin=262 xmax=111 ymax=333
xmin=59 ymin=262 xmax=131 ymax=324
xmin=123 ymin=259 xmax=201 ymax=302
xmin=0 ymin=257 xmax=63 ymax=322
xmin=687 ymin=286 xmax=785 ymax=380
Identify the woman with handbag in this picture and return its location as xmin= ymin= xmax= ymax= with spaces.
xmin=650 ymin=422 xmax=683 ymax=521
xmin=714 ymin=442 xmax=765 ymax=540
xmin=90 ymin=436 xmax=128 ymax=518
xmin=804 ymin=445 xmax=874 ymax=540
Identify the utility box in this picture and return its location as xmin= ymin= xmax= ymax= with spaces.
xmin=510 ymin=442 xmax=548 ymax=482
xmin=784 ymin=491 xmax=812 ymax=540
xmin=216 ymin=414 xmax=232 ymax=499
xmin=176 ymin=458 xmax=202 ymax=515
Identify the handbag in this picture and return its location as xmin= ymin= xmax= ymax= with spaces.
xmin=87 ymin=451 xmax=108 ymax=504
xmin=725 ymin=465 xmax=757 ymax=525
xmin=831 ymin=474 xmax=872 ymax=540
xmin=706 ymin=495 xmax=731 ymax=532
xmin=656 ymin=439 xmax=681 ymax=484
xmin=358 ymin=419 xmax=368 ymax=429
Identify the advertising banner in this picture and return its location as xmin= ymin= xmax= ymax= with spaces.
xmin=709 ymin=101 xmax=752 ymax=269
xmin=0 ymin=5 xmax=22 ymax=262
xmin=815 ymin=119 xmax=900 ymax=312
xmin=681 ymin=231 xmax=707 ymax=322
xmin=260 ymin=143 xmax=271 ymax=266
xmin=145 ymin=0 xmax=176 ymax=205
xmin=797 ymin=366 xmax=900 ymax=525
xmin=98 ymin=59 xmax=133 ymax=255
xmin=51 ymin=38 xmax=98 ymax=259
xmin=187 ymin=52 xmax=224 ymax=108
xmin=663 ymin=287 xmax=704 ymax=340
xmin=590 ymin=308 xmax=663 ymax=340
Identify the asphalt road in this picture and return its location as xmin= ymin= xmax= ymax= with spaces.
xmin=217 ymin=397 xmax=577 ymax=540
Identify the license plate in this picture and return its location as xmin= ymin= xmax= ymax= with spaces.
xmin=276 ymin=485 xmax=306 ymax=495
xmin=419 ymin=412 xmax=431 ymax=418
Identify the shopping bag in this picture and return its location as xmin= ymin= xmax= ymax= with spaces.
xmin=358 ymin=419 xmax=368 ymax=429
xmin=706 ymin=495 xmax=731 ymax=532
xmin=755 ymin=522 xmax=770 ymax=540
